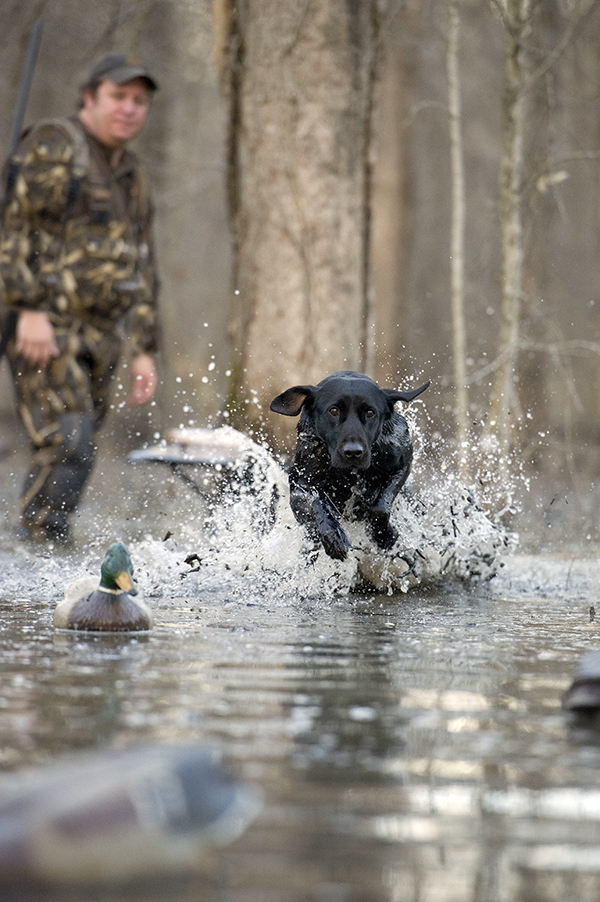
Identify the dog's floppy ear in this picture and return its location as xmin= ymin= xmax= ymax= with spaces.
xmin=382 ymin=380 xmax=430 ymax=406
xmin=270 ymin=385 xmax=317 ymax=417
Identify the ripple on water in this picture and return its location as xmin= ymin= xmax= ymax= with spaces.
xmin=3 ymin=446 xmax=600 ymax=898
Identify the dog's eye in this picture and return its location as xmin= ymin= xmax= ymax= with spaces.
xmin=329 ymin=406 xmax=340 ymax=417
xmin=365 ymin=408 xmax=376 ymax=419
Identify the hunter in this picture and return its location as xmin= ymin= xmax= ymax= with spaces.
xmin=0 ymin=52 xmax=160 ymax=543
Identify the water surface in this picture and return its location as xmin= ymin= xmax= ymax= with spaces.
xmin=1 ymin=439 xmax=599 ymax=901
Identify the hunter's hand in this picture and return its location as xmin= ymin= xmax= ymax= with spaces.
xmin=16 ymin=310 xmax=60 ymax=368
xmin=127 ymin=353 xmax=157 ymax=405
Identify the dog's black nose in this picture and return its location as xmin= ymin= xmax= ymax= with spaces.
xmin=342 ymin=442 xmax=365 ymax=461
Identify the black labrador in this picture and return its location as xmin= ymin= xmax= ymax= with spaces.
xmin=270 ymin=371 xmax=429 ymax=561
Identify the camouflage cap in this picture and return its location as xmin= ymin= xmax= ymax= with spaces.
xmin=86 ymin=52 xmax=158 ymax=92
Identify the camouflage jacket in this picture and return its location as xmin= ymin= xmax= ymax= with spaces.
xmin=0 ymin=116 xmax=159 ymax=355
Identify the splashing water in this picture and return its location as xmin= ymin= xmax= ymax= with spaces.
xmin=0 ymin=418 xmax=512 ymax=608
xmin=126 ymin=426 xmax=511 ymax=603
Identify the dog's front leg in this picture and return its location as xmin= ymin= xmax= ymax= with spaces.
xmin=289 ymin=483 xmax=352 ymax=561
xmin=367 ymin=507 xmax=398 ymax=551
xmin=363 ymin=471 xmax=409 ymax=551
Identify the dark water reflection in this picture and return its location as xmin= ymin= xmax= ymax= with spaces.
xmin=1 ymin=445 xmax=600 ymax=901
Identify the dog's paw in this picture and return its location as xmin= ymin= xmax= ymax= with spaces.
xmin=368 ymin=514 xmax=398 ymax=551
xmin=320 ymin=524 xmax=352 ymax=561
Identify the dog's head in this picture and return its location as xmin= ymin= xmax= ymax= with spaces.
xmin=270 ymin=371 xmax=429 ymax=470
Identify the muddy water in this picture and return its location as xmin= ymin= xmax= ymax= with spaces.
xmin=1 ymin=439 xmax=600 ymax=902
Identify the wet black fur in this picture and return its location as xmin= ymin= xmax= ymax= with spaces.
xmin=270 ymin=371 xmax=429 ymax=561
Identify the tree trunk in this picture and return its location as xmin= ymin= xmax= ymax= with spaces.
xmin=447 ymin=0 xmax=469 ymax=478
xmin=222 ymin=0 xmax=382 ymax=441
xmin=484 ymin=0 xmax=530 ymax=466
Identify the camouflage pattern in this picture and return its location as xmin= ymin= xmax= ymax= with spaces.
xmin=6 ymin=320 xmax=122 ymax=540
xmin=0 ymin=117 xmax=159 ymax=355
xmin=0 ymin=117 xmax=160 ymax=540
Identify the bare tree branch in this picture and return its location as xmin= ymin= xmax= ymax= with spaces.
xmin=524 ymin=0 xmax=600 ymax=92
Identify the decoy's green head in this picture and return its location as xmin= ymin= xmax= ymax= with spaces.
xmin=99 ymin=542 xmax=138 ymax=595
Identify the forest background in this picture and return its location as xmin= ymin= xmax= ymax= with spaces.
xmin=1 ymin=0 xmax=600 ymax=532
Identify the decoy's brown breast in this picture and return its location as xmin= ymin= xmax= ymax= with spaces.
xmin=66 ymin=592 xmax=151 ymax=632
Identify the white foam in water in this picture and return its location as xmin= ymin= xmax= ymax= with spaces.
xmin=0 ymin=422 xmax=512 ymax=604
xmin=130 ymin=434 xmax=511 ymax=601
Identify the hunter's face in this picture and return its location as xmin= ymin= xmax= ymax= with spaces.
xmin=81 ymin=78 xmax=150 ymax=148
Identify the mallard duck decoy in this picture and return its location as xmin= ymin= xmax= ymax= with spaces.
xmin=54 ymin=542 xmax=153 ymax=632
xmin=0 ymin=745 xmax=262 ymax=886
xmin=562 ymin=649 xmax=600 ymax=713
